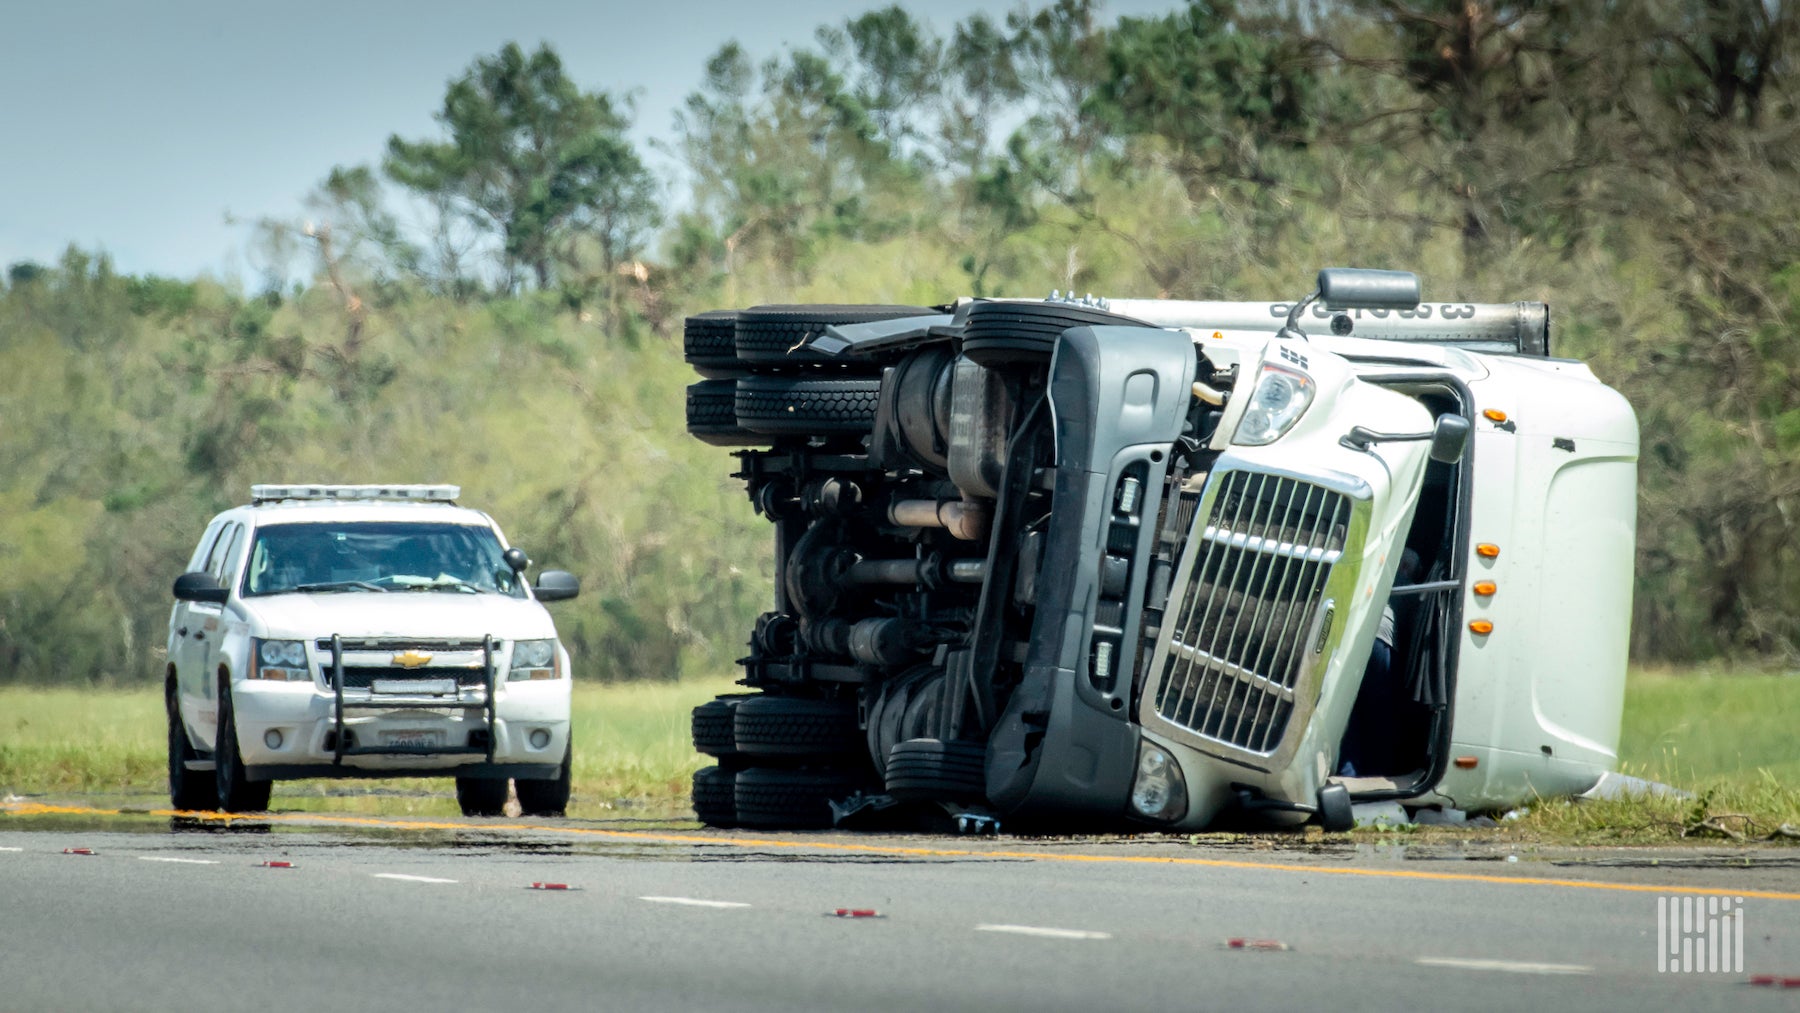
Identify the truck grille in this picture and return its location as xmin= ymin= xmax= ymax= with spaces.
xmin=1152 ymin=471 xmax=1350 ymax=754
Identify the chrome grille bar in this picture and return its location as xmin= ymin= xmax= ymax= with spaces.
xmin=1152 ymin=471 xmax=1351 ymax=753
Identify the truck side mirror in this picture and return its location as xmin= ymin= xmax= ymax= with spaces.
xmin=534 ymin=570 xmax=580 ymax=602
xmin=172 ymin=571 xmax=228 ymax=604
xmin=1429 ymin=414 xmax=1471 ymax=464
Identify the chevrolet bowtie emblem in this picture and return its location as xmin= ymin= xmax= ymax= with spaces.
xmin=392 ymin=650 xmax=433 ymax=669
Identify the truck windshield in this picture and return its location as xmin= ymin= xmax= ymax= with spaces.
xmin=242 ymin=522 xmax=525 ymax=598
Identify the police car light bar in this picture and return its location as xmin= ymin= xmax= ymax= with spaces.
xmin=250 ymin=484 xmax=461 ymax=504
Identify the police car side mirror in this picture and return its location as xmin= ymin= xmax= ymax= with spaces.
xmin=172 ymin=571 xmax=228 ymax=604
xmin=534 ymin=570 xmax=580 ymax=602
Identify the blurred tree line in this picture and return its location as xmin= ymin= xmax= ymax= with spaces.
xmin=2 ymin=1 xmax=1797 ymax=683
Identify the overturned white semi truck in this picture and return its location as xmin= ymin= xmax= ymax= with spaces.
xmin=682 ymin=269 xmax=1637 ymax=832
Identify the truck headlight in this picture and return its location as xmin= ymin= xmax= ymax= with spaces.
xmin=1129 ymin=743 xmax=1189 ymax=823
xmin=508 ymin=639 xmax=561 ymax=681
xmin=1232 ymin=362 xmax=1315 ymax=446
xmin=251 ymin=638 xmax=309 ymax=681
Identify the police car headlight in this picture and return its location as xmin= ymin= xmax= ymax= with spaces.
xmin=1232 ymin=362 xmax=1315 ymax=446
xmin=508 ymin=639 xmax=561 ymax=681
xmin=1129 ymin=743 xmax=1189 ymax=823
xmin=251 ymin=638 xmax=309 ymax=681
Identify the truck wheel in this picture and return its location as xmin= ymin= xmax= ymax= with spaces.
xmin=166 ymin=682 xmax=217 ymax=812
xmin=959 ymin=301 xmax=1154 ymax=366
xmin=1316 ymin=783 xmax=1354 ymax=832
xmin=515 ymin=746 xmax=572 ymax=817
xmin=734 ymin=376 xmax=882 ymax=436
xmin=734 ymin=767 xmax=866 ymax=830
xmin=884 ymin=739 xmax=987 ymax=802
xmin=455 ymin=777 xmax=509 ymax=817
xmin=736 ymin=304 xmax=937 ymax=367
xmin=214 ymin=679 xmax=272 ymax=813
xmin=733 ymin=696 xmax=862 ymax=757
xmin=686 ymin=380 xmax=768 ymax=447
xmin=685 ymin=310 xmax=744 ymax=378
xmin=692 ymin=765 xmax=736 ymax=828
xmin=692 ymin=695 xmax=754 ymax=758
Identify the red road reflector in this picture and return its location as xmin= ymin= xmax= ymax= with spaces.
xmin=259 ymin=860 xmax=294 ymax=868
xmin=832 ymin=908 xmax=881 ymax=918
xmin=63 ymin=848 xmax=95 ymax=855
xmin=1224 ymin=938 xmax=1290 ymax=951
xmin=530 ymin=882 xmax=573 ymax=891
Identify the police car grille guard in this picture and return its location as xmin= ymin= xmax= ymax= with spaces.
xmin=1152 ymin=471 xmax=1351 ymax=755
xmin=327 ymin=634 xmax=498 ymax=763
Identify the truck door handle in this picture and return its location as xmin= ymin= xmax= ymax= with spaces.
xmin=177 ymin=628 xmax=188 ymax=637
xmin=194 ymin=632 xmax=205 ymax=642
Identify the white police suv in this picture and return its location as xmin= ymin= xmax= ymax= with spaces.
xmin=166 ymin=484 xmax=579 ymax=816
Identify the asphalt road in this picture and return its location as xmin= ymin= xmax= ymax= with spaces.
xmin=1 ymin=805 xmax=1797 ymax=1012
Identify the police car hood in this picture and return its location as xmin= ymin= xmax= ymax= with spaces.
xmin=240 ymin=592 xmax=558 ymax=642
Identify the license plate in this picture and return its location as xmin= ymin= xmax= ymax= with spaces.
xmin=380 ymin=729 xmax=445 ymax=749
xmin=371 ymin=678 xmax=458 ymax=696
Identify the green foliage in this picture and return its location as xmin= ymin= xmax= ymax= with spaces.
xmin=5 ymin=8 xmax=1800 ymax=675
xmin=385 ymin=42 xmax=660 ymax=294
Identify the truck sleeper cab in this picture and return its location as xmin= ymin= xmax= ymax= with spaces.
xmin=683 ymin=270 xmax=1638 ymax=833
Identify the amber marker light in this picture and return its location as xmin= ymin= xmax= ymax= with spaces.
xmin=1473 ymin=580 xmax=1497 ymax=596
xmin=1469 ymin=620 xmax=1495 ymax=635
xmin=1453 ymin=756 xmax=1479 ymax=769
xmin=1211 ymin=331 xmax=1224 ymax=340
xmin=1475 ymin=543 xmax=1500 ymax=559
xmin=1482 ymin=408 xmax=1508 ymax=423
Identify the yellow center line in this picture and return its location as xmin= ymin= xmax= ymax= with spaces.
xmin=8 ymin=801 xmax=1799 ymax=902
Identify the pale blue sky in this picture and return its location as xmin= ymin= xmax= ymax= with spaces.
xmin=1 ymin=0 xmax=1178 ymax=282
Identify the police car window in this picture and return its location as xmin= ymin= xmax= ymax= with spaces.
xmin=187 ymin=521 xmax=225 ymax=573
xmin=209 ymin=524 xmax=243 ymax=583
xmin=243 ymin=522 xmax=523 ymax=598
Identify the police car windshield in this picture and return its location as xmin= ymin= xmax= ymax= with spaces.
xmin=243 ymin=522 xmax=525 ymax=598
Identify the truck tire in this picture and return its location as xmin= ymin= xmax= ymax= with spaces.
xmin=515 ymin=745 xmax=572 ymax=817
xmin=214 ymin=679 xmax=273 ymax=813
xmin=692 ymin=765 xmax=736 ymax=828
xmin=959 ymin=301 xmax=1155 ymax=366
xmin=734 ymin=376 xmax=882 ymax=436
xmin=736 ymin=304 xmax=937 ymax=367
xmin=684 ymin=310 xmax=744 ymax=378
xmin=455 ymin=777 xmax=509 ymax=817
xmin=686 ymin=380 xmax=767 ymax=447
xmin=734 ymin=767 xmax=865 ymax=829
xmin=166 ymin=682 xmax=217 ymax=812
xmin=884 ymin=739 xmax=986 ymax=802
xmin=692 ymin=694 xmax=754 ymax=758
xmin=733 ymin=696 xmax=862 ymax=757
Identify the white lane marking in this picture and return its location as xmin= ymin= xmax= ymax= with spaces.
xmin=0 ymin=847 xmax=22 ymax=852
xmin=638 ymin=896 xmax=751 ymax=909
xmin=976 ymin=924 xmax=1112 ymax=941
xmin=1416 ymin=957 xmax=1592 ymax=976
xmin=372 ymin=873 xmax=459 ymax=884
xmin=137 ymin=855 xmax=220 ymax=865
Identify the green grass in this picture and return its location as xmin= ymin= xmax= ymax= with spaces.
xmin=2 ymin=669 xmax=1795 ymax=840
xmin=0 ymin=677 xmax=738 ymax=817
xmin=1497 ymin=667 xmax=1800 ymax=845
